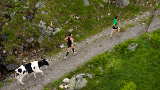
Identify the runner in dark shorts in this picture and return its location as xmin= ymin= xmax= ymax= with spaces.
xmin=65 ymin=33 xmax=75 ymax=57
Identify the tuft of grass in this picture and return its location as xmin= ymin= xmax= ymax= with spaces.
xmin=0 ymin=82 xmax=4 ymax=88
xmin=44 ymin=29 xmax=160 ymax=90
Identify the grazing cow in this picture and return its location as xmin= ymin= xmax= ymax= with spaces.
xmin=15 ymin=59 xmax=49 ymax=85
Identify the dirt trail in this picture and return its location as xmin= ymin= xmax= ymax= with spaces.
xmin=1 ymin=11 xmax=160 ymax=90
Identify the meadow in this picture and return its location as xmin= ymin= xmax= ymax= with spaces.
xmin=44 ymin=29 xmax=160 ymax=90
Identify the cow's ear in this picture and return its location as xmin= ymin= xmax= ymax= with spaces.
xmin=44 ymin=58 xmax=47 ymax=61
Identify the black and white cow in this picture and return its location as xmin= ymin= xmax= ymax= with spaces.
xmin=15 ymin=59 xmax=49 ymax=85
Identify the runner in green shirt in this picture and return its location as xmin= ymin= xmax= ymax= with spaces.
xmin=110 ymin=16 xmax=120 ymax=38
xmin=113 ymin=17 xmax=118 ymax=26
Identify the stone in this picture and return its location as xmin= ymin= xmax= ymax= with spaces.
xmin=86 ymin=73 xmax=93 ymax=79
xmin=69 ymin=75 xmax=87 ymax=90
xmin=108 ymin=13 xmax=111 ymax=16
xmin=38 ymin=36 xmax=44 ymax=43
xmin=116 ymin=0 xmax=130 ymax=7
xmin=99 ymin=3 xmax=104 ymax=8
xmin=59 ymin=44 xmax=65 ymax=48
xmin=52 ymin=28 xmax=61 ymax=35
xmin=6 ymin=64 xmax=18 ymax=71
xmin=63 ymin=78 xmax=70 ymax=83
xmin=39 ymin=20 xmax=46 ymax=27
xmin=10 ymin=12 xmax=16 ymax=18
xmin=41 ymin=11 xmax=48 ymax=15
xmin=128 ymin=43 xmax=138 ymax=51
xmin=83 ymin=0 xmax=90 ymax=6
xmin=26 ymin=37 xmax=34 ymax=43
xmin=22 ymin=16 xmax=26 ymax=20
xmin=47 ymin=26 xmax=54 ymax=31
xmin=35 ymin=2 xmax=45 ymax=9
xmin=39 ymin=20 xmax=47 ymax=35
xmin=68 ymin=28 xmax=73 ymax=32
xmin=59 ymin=73 xmax=92 ymax=90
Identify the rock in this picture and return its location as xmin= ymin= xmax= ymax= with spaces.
xmin=108 ymin=13 xmax=111 ymax=16
xmin=6 ymin=64 xmax=18 ymax=71
xmin=63 ymin=78 xmax=70 ymax=83
xmin=35 ymin=2 xmax=45 ymax=9
xmin=69 ymin=75 xmax=87 ymax=90
xmin=99 ymin=3 xmax=104 ymax=8
xmin=68 ymin=28 xmax=73 ymax=32
xmin=83 ymin=0 xmax=90 ymax=6
xmin=39 ymin=20 xmax=47 ymax=35
xmin=128 ymin=43 xmax=138 ymax=51
xmin=59 ymin=44 xmax=65 ymax=48
xmin=116 ymin=0 xmax=130 ymax=7
xmin=59 ymin=73 xmax=92 ymax=90
xmin=86 ymin=73 xmax=93 ymax=79
xmin=103 ymin=0 xmax=109 ymax=3
xmin=10 ymin=12 xmax=16 ymax=18
xmin=22 ymin=16 xmax=26 ymax=20
xmin=39 ymin=20 xmax=46 ymax=27
xmin=38 ymin=36 xmax=44 ymax=43
xmin=52 ymin=28 xmax=61 ymax=35
xmin=47 ymin=26 xmax=54 ymax=31
xmin=26 ymin=37 xmax=34 ymax=43
xmin=41 ymin=11 xmax=48 ymax=15
xmin=70 ymin=73 xmax=92 ymax=89
xmin=59 ymin=84 xmax=70 ymax=89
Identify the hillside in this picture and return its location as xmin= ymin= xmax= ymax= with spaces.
xmin=0 ymin=0 xmax=159 ymax=89
xmin=0 ymin=0 xmax=154 ymax=65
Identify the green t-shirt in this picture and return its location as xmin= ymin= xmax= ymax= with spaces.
xmin=113 ymin=18 xmax=118 ymax=25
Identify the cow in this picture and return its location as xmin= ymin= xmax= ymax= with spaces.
xmin=15 ymin=59 xmax=49 ymax=85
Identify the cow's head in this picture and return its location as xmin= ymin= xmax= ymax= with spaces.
xmin=15 ymin=68 xmax=21 ymax=79
xmin=38 ymin=59 xmax=49 ymax=68
xmin=42 ymin=59 xmax=49 ymax=66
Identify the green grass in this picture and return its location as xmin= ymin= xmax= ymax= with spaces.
xmin=44 ymin=29 xmax=160 ymax=90
xmin=156 ymin=3 xmax=160 ymax=8
xmin=0 ymin=82 xmax=4 ymax=88
xmin=0 ymin=0 xmax=151 ymax=63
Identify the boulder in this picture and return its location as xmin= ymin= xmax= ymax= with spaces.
xmin=83 ymin=0 xmax=90 ymax=6
xmin=59 ymin=73 xmax=93 ymax=90
xmin=69 ymin=76 xmax=87 ymax=90
xmin=128 ymin=43 xmax=138 ymax=51
xmin=116 ymin=0 xmax=130 ymax=8
xmin=6 ymin=64 xmax=18 ymax=71
xmin=35 ymin=2 xmax=45 ymax=9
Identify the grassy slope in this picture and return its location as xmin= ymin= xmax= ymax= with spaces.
xmin=0 ymin=0 xmax=149 ymax=63
xmin=44 ymin=29 xmax=160 ymax=90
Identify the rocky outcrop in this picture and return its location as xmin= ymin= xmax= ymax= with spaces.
xmin=116 ymin=0 xmax=130 ymax=8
